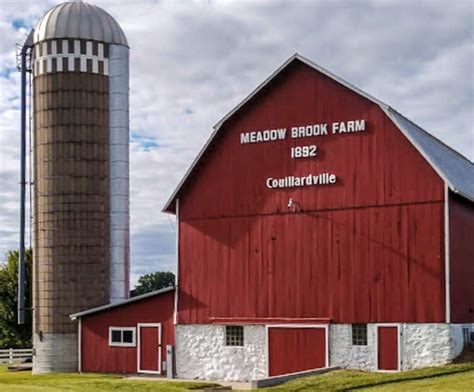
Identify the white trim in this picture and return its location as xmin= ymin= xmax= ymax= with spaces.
xmin=137 ymin=323 xmax=162 ymax=374
xmin=374 ymin=323 xmax=402 ymax=372
xmin=108 ymin=326 xmax=136 ymax=347
xmin=173 ymin=199 xmax=180 ymax=325
xmin=444 ymin=184 xmax=451 ymax=323
xmin=78 ymin=318 xmax=82 ymax=373
xmin=265 ymin=324 xmax=329 ymax=378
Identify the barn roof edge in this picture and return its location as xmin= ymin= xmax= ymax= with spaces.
xmin=69 ymin=286 xmax=175 ymax=319
xmin=163 ymin=54 xmax=473 ymax=213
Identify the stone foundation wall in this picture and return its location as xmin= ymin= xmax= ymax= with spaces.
xmin=175 ymin=325 xmax=266 ymax=381
xmin=175 ymin=323 xmax=468 ymax=380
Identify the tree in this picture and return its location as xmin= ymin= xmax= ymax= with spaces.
xmin=0 ymin=249 xmax=32 ymax=349
xmin=130 ymin=271 xmax=175 ymax=297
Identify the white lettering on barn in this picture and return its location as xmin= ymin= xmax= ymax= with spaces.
xmin=239 ymin=119 xmax=367 ymax=190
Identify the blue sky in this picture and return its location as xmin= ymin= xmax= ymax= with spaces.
xmin=0 ymin=0 xmax=472 ymax=287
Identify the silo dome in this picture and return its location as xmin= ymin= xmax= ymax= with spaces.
xmin=33 ymin=1 xmax=128 ymax=46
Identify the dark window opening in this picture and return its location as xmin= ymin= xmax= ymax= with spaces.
xmin=68 ymin=39 xmax=75 ymax=54
xmin=123 ymin=330 xmax=133 ymax=343
xmin=75 ymin=58 xmax=81 ymax=72
xmin=87 ymin=59 xmax=93 ymax=73
xmin=225 ymin=326 xmax=244 ymax=346
xmin=352 ymin=324 xmax=367 ymax=346
xmin=81 ymin=40 xmax=87 ymax=55
xmin=111 ymin=330 xmax=121 ymax=343
xmin=62 ymin=58 xmax=68 ymax=72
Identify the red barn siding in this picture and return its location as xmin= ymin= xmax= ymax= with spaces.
xmin=179 ymin=61 xmax=444 ymax=221
xmin=268 ymin=327 xmax=326 ymax=376
xmin=81 ymin=291 xmax=174 ymax=374
xmin=178 ymin=203 xmax=445 ymax=324
xmin=449 ymin=193 xmax=474 ymax=323
xmin=176 ymin=61 xmax=446 ymax=325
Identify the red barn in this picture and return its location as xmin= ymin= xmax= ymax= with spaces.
xmin=70 ymin=287 xmax=175 ymax=375
xmin=163 ymin=54 xmax=474 ymax=380
xmin=73 ymin=54 xmax=473 ymax=381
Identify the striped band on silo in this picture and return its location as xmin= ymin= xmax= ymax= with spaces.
xmin=32 ymin=39 xmax=109 ymax=76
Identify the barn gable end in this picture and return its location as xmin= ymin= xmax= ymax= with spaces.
xmin=171 ymin=55 xmax=457 ymax=326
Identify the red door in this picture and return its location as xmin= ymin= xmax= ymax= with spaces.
xmin=138 ymin=324 xmax=161 ymax=373
xmin=377 ymin=326 xmax=399 ymax=371
xmin=268 ymin=327 xmax=327 ymax=376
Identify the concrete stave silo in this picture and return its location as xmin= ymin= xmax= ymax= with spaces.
xmin=30 ymin=1 xmax=130 ymax=373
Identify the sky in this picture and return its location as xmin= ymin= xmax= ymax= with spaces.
xmin=0 ymin=0 xmax=473 ymax=288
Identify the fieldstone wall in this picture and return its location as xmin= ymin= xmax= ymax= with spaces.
xmin=330 ymin=324 xmax=376 ymax=370
xmin=175 ymin=325 xmax=266 ymax=381
xmin=402 ymin=324 xmax=465 ymax=369
xmin=175 ymin=323 xmax=467 ymax=380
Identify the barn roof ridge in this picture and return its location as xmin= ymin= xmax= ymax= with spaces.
xmin=69 ymin=286 xmax=175 ymax=319
xmin=163 ymin=54 xmax=473 ymax=212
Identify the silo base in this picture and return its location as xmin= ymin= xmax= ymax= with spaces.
xmin=33 ymin=332 xmax=78 ymax=374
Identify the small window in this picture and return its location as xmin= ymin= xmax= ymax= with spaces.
xmin=225 ymin=326 xmax=244 ymax=346
xmin=352 ymin=324 xmax=367 ymax=346
xmin=109 ymin=327 xmax=136 ymax=347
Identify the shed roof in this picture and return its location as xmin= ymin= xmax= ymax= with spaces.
xmin=69 ymin=286 xmax=175 ymax=320
xmin=163 ymin=53 xmax=473 ymax=212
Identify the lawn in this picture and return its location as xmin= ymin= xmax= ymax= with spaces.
xmin=1 ymin=362 xmax=473 ymax=391
xmin=0 ymin=365 xmax=216 ymax=391
xmin=265 ymin=361 xmax=474 ymax=391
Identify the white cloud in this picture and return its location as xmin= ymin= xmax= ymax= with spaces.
xmin=0 ymin=0 xmax=472 ymax=283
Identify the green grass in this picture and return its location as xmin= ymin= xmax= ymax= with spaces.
xmin=2 ymin=362 xmax=474 ymax=391
xmin=0 ymin=365 xmax=216 ymax=391
xmin=265 ymin=362 xmax=474 ymax=391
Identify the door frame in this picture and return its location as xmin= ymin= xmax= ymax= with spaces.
xmin=137 ymin=323 xmax=162 ymax=374
xmin=374 ymin=323 xmax=402 ymax=372
xmin=265 ymin=324 xmax=329 ymax=377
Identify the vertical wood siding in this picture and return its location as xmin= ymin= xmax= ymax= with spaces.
xmin=80 ymin=291 xmax=174 ymax=374
xmin=449 ymin=193 xmax=474 ymax=323
xmin=268 ymin=327 xmax=326 ymax=376
xmin=177 ymin=60 xmax=445 ymax=324
xmin=377 ymin=326 xmax=399 ymax=371
xmin=139 ymin=326 xmax=160 ymax=372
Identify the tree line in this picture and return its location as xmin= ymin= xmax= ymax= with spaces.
xmin=0 ymin=248 xmax=175 ymax=349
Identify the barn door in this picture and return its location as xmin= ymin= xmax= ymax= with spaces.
xmin=137 ymin=323 xmax=161 ymax=374
xmin=267 ymin=326 xmax=328 ymax=377
xmin=376 ymin=325 xmax=400 ymax=371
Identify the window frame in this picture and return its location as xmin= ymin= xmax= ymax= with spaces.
xmin=108 ymin=326 xmax=136 ymax=347
xmin=224 ymin=325 xmax=244 ymax=347
xmin=352 ymin=323 xmax=368 ymax=346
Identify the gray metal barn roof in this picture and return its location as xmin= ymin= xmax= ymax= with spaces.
xmin=34 ymin=1 xmax=128 ymax=46
xmin=163 ymin=53 xmax=474 ymax=211
xmin=384 ymin=108 xmax=474 ymax=201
